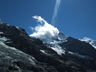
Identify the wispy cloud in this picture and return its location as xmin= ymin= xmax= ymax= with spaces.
xmin=51 ymin=0 xmax=61 ymax=25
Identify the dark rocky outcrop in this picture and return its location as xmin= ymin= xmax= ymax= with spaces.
xmin=0 ymin=23 xmax=96 ymax=72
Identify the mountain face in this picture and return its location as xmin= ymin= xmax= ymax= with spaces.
xmin=80 ymin=37 xmax=96 ymax=49
xmin=0 ymin=22 xmax=96 ymax=72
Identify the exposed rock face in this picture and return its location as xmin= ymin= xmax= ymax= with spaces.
xmin=0 ymin=23 xmax=96 ymax=72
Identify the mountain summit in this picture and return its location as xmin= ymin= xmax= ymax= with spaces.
xmin=0 ymin=22 xmax=96 ymax=72
xmin=80 ymin=37 xmax=96 ymax=49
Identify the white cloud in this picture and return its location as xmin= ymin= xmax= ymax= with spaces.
xmin=30 ymin=16 xmax=59 ymax=43
xmin=30 ymin=16 xmax=67 ymax=55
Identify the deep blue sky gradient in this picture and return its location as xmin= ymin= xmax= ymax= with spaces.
xmin=0 ymin=0 xmax=96 ymax=39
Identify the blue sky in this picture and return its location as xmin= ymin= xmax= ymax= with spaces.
xmin=0 ymin=0 xmax=96 ymax=39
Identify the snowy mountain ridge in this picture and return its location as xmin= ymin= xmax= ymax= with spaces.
xmin=80 ymin=37 xmax=96 ymax=49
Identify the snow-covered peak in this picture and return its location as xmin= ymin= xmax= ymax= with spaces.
xmin=80 ymin=37 xmax=96 ymax=49
xmin=80 ymin=37 xmax=93 ymax=42
xmin=58 ymin=32 xmax=68 ymax=41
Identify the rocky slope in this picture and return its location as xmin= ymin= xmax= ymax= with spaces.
xmin=0 ymin=22 xmax=96 ymax=72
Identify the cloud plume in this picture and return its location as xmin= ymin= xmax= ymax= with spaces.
xmin=52 ymin=0 xmax=61 ymax=25
xmin=30 ymin=16 xmax=59 ymax=43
